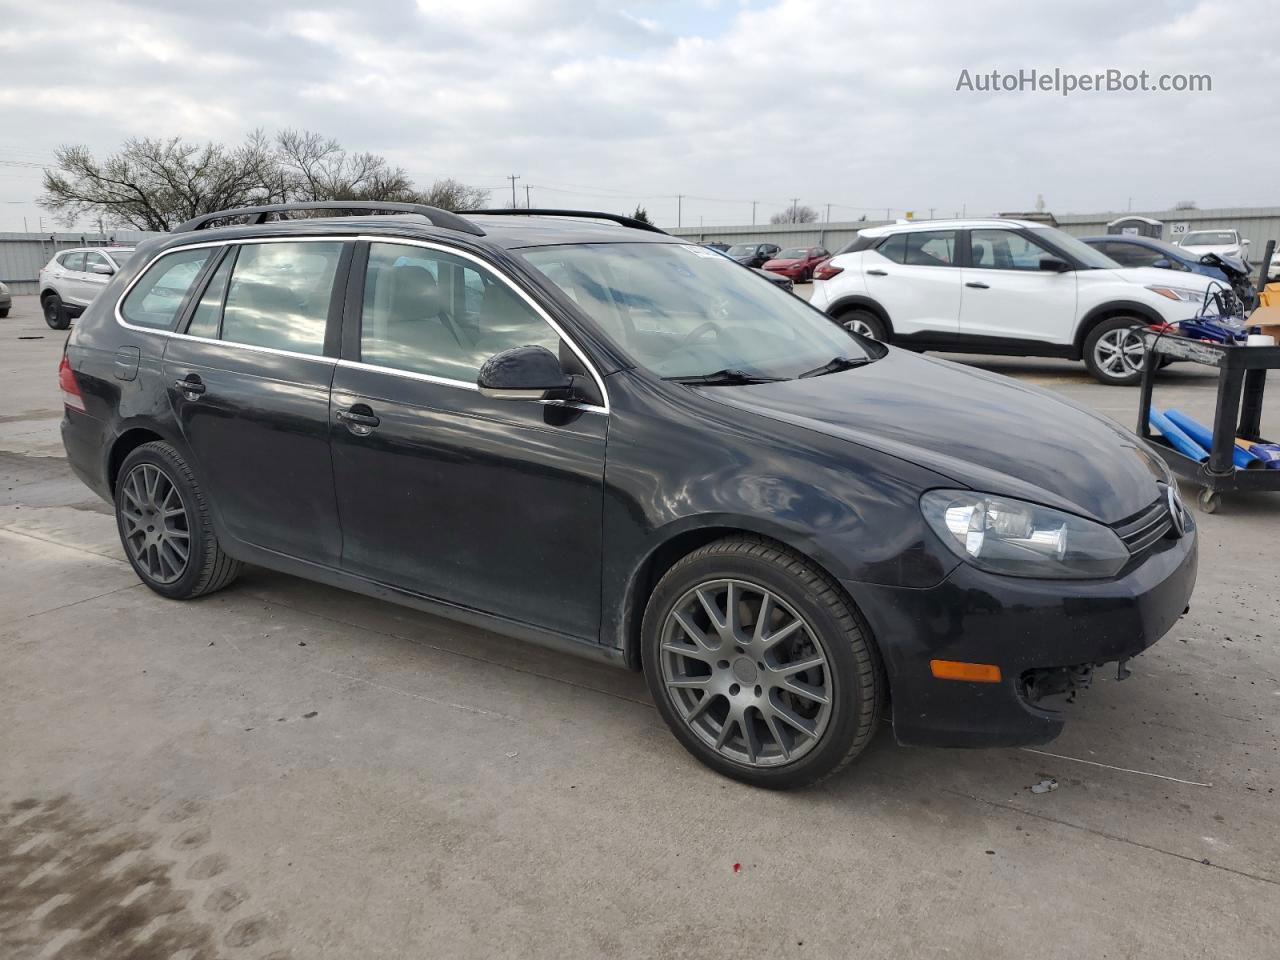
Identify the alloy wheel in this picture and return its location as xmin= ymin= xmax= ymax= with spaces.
xmin=660 ymin=579 xmax=833 ymax=768
xmin=1093 ymin=326 xmax=1146 ymax=379
xmin=842 ymin=317 xmax=875 ymax=338
xmin=120 ymin=463 xmax=191 ymax=584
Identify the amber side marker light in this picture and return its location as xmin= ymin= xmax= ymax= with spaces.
xmin=930 ymin=660 xmax=1002 ymax=683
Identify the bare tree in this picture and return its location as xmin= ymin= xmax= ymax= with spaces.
xmin=39 ymin=130 xmax=490 ymax=228
xmin=39 ymin=135 xmax=275 ymax=231
xmin=770 ymin=204 xmax=819 ymax=224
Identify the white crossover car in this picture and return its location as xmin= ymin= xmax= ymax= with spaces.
xmin=808 ymin=219 xmax=1223 ymax=385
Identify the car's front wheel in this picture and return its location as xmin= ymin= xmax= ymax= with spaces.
xmin=42 ymin=294 xmax=69 ymax=330
xmin=115 ymin=441 xmax=242 ymax=600
xmin=642 ymin=536 xmax=884 ymax=789
xmin=1084 ymin=315 xmax=1148 ymax=386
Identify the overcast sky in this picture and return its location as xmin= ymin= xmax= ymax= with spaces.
xmin=1 ymin=0 xmax=1277 ymax=232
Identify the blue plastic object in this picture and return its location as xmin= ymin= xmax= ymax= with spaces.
xmin=1149 ymin=408 xmax=1209 ymax=463
xmin=1165 ymin=409 xmax=1260 ymax=469
xmin=1176 ymin=317 xmax=1247 ymax=344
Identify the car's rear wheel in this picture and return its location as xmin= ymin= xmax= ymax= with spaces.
xmin=837 ymin=308 xmax=886 ymax=341
xmin=642 ymin=536 xmax=884 ymax=789
xmin=0 ymin=307 xmax=9 ymax=318
xmin=1084 ymin=316 xmax=1148 ymax=386
xmin=42 ymin=294 xmax=69 ymax=330
xmin=115 ymin=441 xmax=242 ymax=600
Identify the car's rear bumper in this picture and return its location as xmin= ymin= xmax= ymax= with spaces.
xmin=844 ymin=526 xmax=1197 ymax=748
xmin=61 ymin=411 xmax=111 ymax=502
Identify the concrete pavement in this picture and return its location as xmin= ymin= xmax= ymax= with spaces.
xmin=2 ymin=294 xmax=1277 ymax=959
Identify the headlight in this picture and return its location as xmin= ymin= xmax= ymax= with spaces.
xmin=921 ymin=490 xmax=1129 ymax=580
xmin=1145 ymin=285 xmax=1206 ymax=303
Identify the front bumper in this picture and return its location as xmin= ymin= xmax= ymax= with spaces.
xmin=845 ymin=527 xmax=1197 ymax=748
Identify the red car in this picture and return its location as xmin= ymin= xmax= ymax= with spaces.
xmin=761 ymin=245 xmax=831 ymax=282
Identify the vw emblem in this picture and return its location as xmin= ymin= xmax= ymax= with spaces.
xmin=1167 ymin=485 xmax=1186 ymax=538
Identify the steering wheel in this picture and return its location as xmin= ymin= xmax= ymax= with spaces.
xmin=679 ymin=321 xmax=722 ymax=347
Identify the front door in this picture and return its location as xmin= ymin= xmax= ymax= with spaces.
xmin=161 ymin=239 xmax=350 ymax=564
xmin=329 ymin=240 xmax=606 ymax=641
xmin=57 ymin=251 xmax=95 ymax=308
xmin=958 ymin=228 xmax=1078 ymax=344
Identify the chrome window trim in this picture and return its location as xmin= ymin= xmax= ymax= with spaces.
xmin=113 ymin=234 xmax=610 ymax=414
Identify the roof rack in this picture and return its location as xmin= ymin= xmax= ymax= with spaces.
xmin=467 ymin=208 xmax=668 ymax=235
xmin=173 ymin=201 xmax=486 ymax=236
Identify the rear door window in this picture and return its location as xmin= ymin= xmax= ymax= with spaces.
xmin=219 ymin=241 xmax=343 ymax=355
xmin=184 ymin=249 xmax=237 ymax=339
xmin=120 ymin=248 xmax=214 ymax=329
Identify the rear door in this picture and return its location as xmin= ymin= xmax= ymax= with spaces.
xmin=328 ymin=239 xmax=606 ymax=640
xmin=863 ymin=229 xmax=962 ymax=335
xmin=161 ymin=239 xmax=350 ymax=564
xmin=958 ymin=228 xmax=1077 ymax=344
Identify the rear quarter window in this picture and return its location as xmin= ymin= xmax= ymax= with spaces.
xmin=120 ymin=248 xmax=214 ymax=330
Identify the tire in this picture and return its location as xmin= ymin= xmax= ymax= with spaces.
xmin=641 ymin=536 xmax=884 ymax=789
xmin=42 ymin=294 xmax=69 ymax=330
xmin=836 ymin=308 xmax=887 ymax=341
xmin=115 ymin=441 xmax=242 ymax=600
xmin=1083 ymin=315 xmax=1148 ymax=386
xmin=0 ymin=307 xmax=9 ymax=318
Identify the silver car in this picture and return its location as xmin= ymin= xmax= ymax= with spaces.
xmin=0 ymin=281 xmax=11 ymax=318
xmin=38 ymin=246 xmax=136 ymax=329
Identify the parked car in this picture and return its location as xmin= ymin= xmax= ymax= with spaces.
xmin=726 ymin=242 xmax=781 ymax=268
xmin=38 ymin=246 xmax=137 ymax=329
xmin=702 ymin=242 xmax=730 ymax=252
xmin=1081 ymin=235 xmax=1258 ymax=315
xmin=1269 ymin=246 xmax=1280 ymax=281
xmin=754 ymin=268 xmax=794 ymax=292
xmin=762 ymin=246 xmax=831 ymax=283
xmin=1177 ymin=229 xmax=1250 ymax=263
xmin=809 ymin=218 xmax=1223 ymax=385
xmin=60 ymin=202 xmax=1196 ymax=789
xmin=0 ymin=281 xmax=10 ymax=318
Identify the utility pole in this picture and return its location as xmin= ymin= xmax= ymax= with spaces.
xmin=790 ymin=198 xmax=800 ymax=223
xmin=751 ymin=201 xmax=757 ymax=225
xmin=886 ymin=207 xmax=891 ymax=220
xmin=506 ymin=174 xmax=520 ymax=207
xmin=525 ymin=184 xmax=532 ymax=209
xmin=825 ymin=203 xmax=832 ymax=223
xmin=928 ymin=208 xmax=935 ymax=220
xmin=677 ymin=195 xmax=683 ymax=228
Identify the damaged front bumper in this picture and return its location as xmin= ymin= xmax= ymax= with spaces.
xmin=844 ymin=523 xmax=1197 ymax=748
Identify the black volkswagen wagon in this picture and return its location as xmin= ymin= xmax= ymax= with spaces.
xmin=60 ymin=202 xmax=1197 ymax=788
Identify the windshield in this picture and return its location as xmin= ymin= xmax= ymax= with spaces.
xmin=1028 ymin=226 xmax=1119 ymax=269
xmin=1181 ymin=231 xmax=1235 ymax=246
xmin=521 ymin=242 xmax=871 ymax=380
xmin=777 ymin=248 xmax=807 ymax=259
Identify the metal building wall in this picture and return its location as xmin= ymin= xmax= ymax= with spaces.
xmin=0 ymin=231 xmax=157 ymax=295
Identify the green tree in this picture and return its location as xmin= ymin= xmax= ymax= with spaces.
xmin=632 ymin=205 xmax=653 ymax=225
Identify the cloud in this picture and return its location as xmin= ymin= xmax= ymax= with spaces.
xmin=0 ymin=0 xmax=1276 ymax=231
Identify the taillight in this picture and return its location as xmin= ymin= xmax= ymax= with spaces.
xmin=814 ymin=263 xmax=843 ymax=281
xmin=59 ymin=352 xmax=86 ymax=412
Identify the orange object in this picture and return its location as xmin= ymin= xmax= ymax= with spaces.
xmin=930 ymin=660 xmax=1003 ymax=683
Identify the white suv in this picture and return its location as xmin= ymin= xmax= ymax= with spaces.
xmin=38 ymin=246 xmax=136 ymax=330
xmin=808 ymin=219 xmax=1221 ymax=385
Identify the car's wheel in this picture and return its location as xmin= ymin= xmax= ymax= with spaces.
xmin=115 ymin=441 xmax=242 ymax=600
xmin=837 ymin=308 xmax=887 ymax=341
xmin=43 ymin=294 xmax=70 ymax=330
xmin=642 ymin=536 xmax=884 ymax=789
xmin=1084 ymin=316 xmax=1148 ymax=386
xmin=0 ymin=307 xmax=9 ymax=318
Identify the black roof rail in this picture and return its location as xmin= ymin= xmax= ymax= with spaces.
xmin=466 ymin=208 xmax=668 ymax=235
xmin=173 ymin=201 xmax=485 ymax=236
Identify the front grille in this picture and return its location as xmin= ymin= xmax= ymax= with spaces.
xmin=1113 ymin=497 xmax=1174 ymax=556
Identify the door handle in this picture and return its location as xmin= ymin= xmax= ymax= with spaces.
xmin=965 ymin=281 xmax=990 ymax=289
xmin=174 ymin=376 xmax=206 ymax=397
xmin=337 ymin=407 xmax=380 ymax=436
xmin=866 ymin=268 xmax=888 ymax=276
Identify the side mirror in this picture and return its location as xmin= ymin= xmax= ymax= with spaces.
xmin=1151 ymin=258 xmax=1172 ymax=269
xmin=1039 ymin=256 xmax=1071 ymax=272
xmin=477 ymin=345 xmax=572 ymax=401
xmin=92 ymin=264 xmax=113 ymax=275
xmin=1242 ymin=239 xmax=1251 ymax=248
xmin=1199 ymin=254 xmax=1215 ymax=264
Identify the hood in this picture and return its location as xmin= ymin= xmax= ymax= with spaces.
xmin=1180 ymin=243 xmax=1243 ymax=258
xmin=698 ymin=350 xmax=1165 ymax=524
xmin=1105 ymin=266 xmax=1217 ymax=289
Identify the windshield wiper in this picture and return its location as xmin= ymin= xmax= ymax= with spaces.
xmin=797 ymin=355 xmax=871 ymax=379
xmin=665 ymin=368 xmax=786 ymax=386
